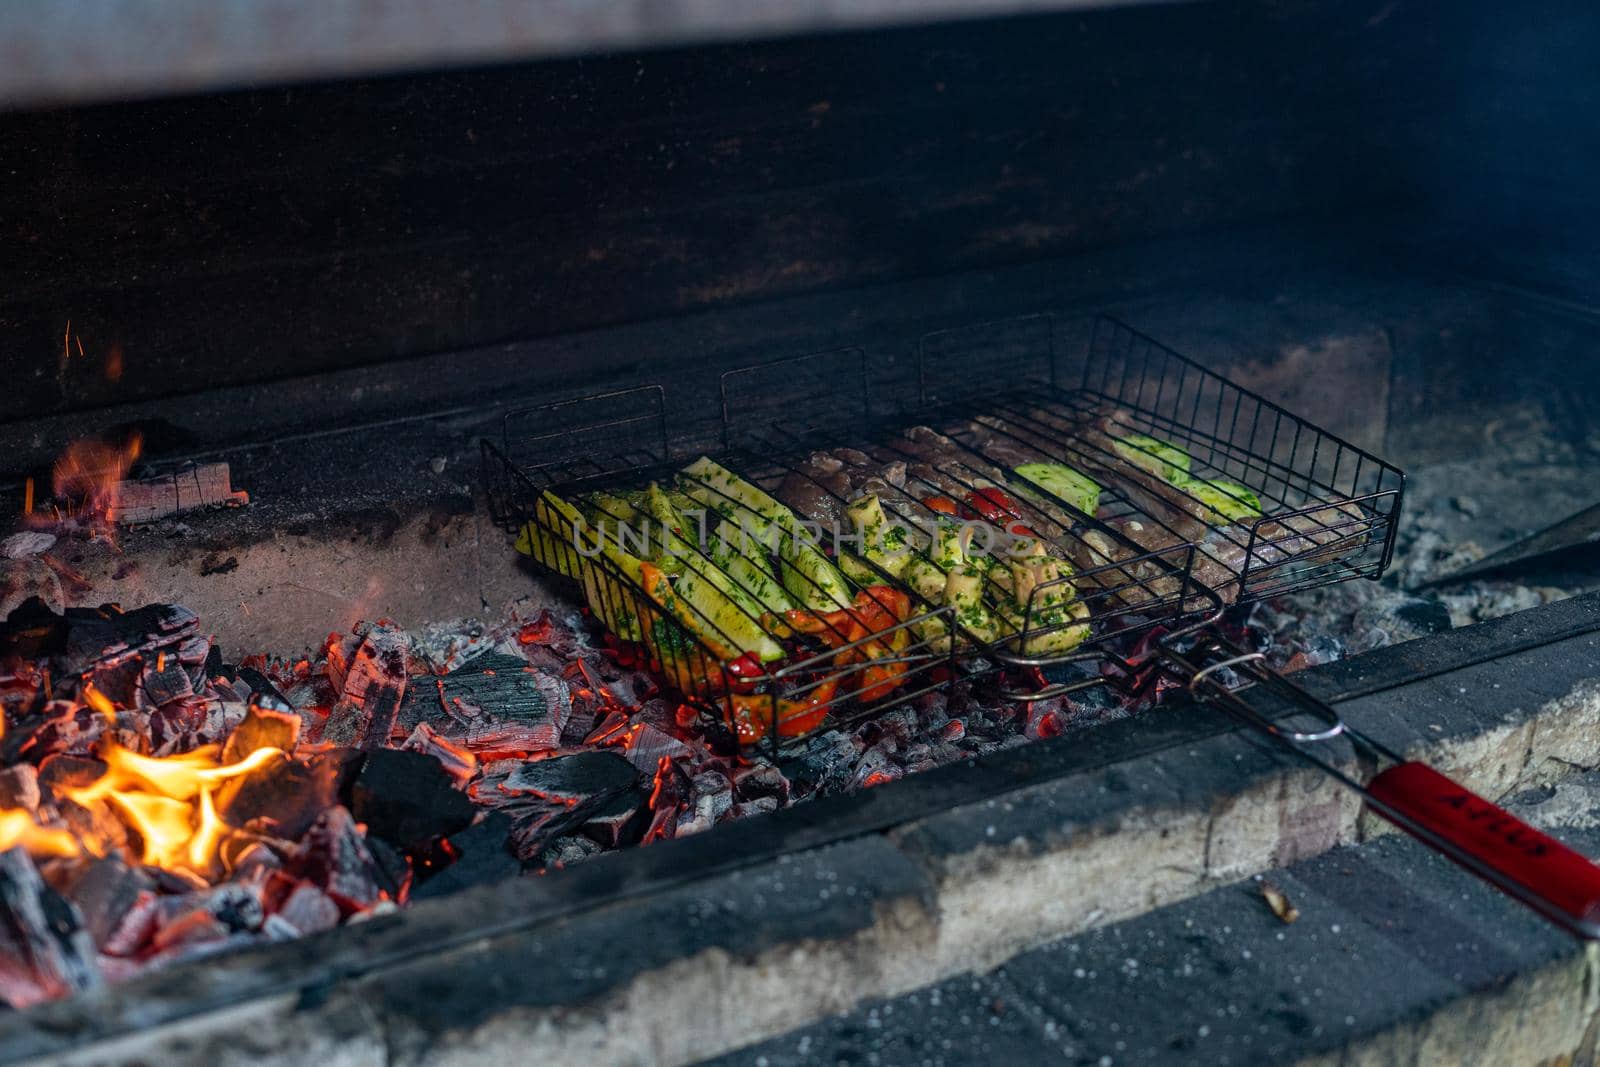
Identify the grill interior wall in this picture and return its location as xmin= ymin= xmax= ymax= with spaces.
xmin=1 ymin=0 xmax=1567 ymax=435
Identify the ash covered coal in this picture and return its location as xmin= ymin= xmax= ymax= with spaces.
xmin=1246 ymin=434 xmax=1599 ymax=670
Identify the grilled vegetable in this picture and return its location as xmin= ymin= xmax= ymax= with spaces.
xmin=932 ymin=521 xmax=966 ymax=571
xmin=1000 ymin=594 xmax=1091 ymax=656
xmin=640 ymin=483 xmax=695 ymax=574
xmin=921 ymin=495 xmax=962 ymax=517
xmin=1004 ymin=555 xmax=1090 ymax=655
xmin=1181 ymin=477 xmax=1263 ymax=523
xmin=531 ymin=492 xmax=650 ymax=641
xmin=637 ymin=560 xmax=745 ymax=663
xmin=729 ymin=678 xmax=839 ymax=743
xmin=1112 ymin=433 xmax=1190 ymax=484
xmin=649 ymin=483 xmax=793 ymax=620
xmin=680 ymin=456 xmax=854 ymax=611
xmin=847 ymin=494 xmax=916 ymax=579
xmin=945 ymin=563 xmax=1000 ymax=642
xmin=1012 ymin=462 xmax=1101 ymax=516
xmin=674 ymin=551 xmax=786 ymax=663
xmin=591 ymin=491 xmax=642 ymax=525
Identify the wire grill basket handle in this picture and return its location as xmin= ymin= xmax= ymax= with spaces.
xmin=1167 ymin=632 xmax=1600 ymax=941
xmin=1365 ymin=762 xmax=1600 ymax=939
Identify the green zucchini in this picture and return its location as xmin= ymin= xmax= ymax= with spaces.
xmin=1012 ymin=462 xmax=1101 ymax=516
xmin=680 ymin=455 xmax=853 ymax=611
xmin=1180 ymin=477 xmax=1263 ymax=523
xmin=1112 ymin=432 xmax=1191 ymax=484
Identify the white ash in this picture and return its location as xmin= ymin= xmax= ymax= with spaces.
xmin=1257 ymin=434 xmax=1598 ymax=666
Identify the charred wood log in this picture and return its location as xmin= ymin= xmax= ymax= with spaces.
xmin=108 ymin=462 xmax=249 ymax=524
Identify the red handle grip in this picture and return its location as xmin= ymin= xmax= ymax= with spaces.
xmin=1366 ymin=762 xmax=1600 ymax=938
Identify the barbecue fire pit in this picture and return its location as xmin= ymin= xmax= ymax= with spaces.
xmin=3 ymin=2 xmax=1600 ymax=1064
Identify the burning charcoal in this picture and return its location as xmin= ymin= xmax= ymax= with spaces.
xmin=275 ymin=883 xmax=340 ymax=935
xmin=499 ymin=751 xmax=639 ymax=807
xmin=55 ymin=857 xmax=155 ymax=950
xmin=779 ymin=730 xmax=857 ymax=795
xmin=221 ymin=702 xmax=301 ymax=764
xmin=100 ymin=890 xmax=161 ymax=957
xmin=366 ymin=835 xmax=410 ymax=901
xmin=320 ymin=700 xmax=365 ymax=747
xmin=731 ymin=762 xmax=789 ymax=804
xmin=849 ymin=747 xmax=903 ymax=791
xmin=328 ymin=625 xmax=409 ymax=749
xmin=0 ymin=765 xmax=40 ymax=812
xmin=53 ymin=799 xmax=130 ymax=862
xmin=412 ymin=812 xmax=518 ymax=899
xmin=731 ymin=796 xmax=780 ymax=819
xmin=622 ymin=722 xmax=690 ymax=774
xmin=150 ymin=908 xmax=230 ymax=953
xmin=676 ymin=772 xmax=734 ymax=836
xmin=60 ymin=603 xmax=201 ymax=680
xmin=38 ymin=754 xmax=106 ymax=794
xmin=138 ymin=651 xmax=196 ymax=708
xmin=535 ymin=834 xmax=602 ymax=870
xmin=408 ymin=652 xmax=571 ymax=751
xmin=0 ymin=848 xmax=101 ymax=1008
xmin=583 ymin=708 xmax=630 ymax=746
xmin=217 ymin=752 xmax=339 ymax=842
xmin=344 ymin=749 xmax=474 ymax=854
xmin=293 ymin=806 xmax=387 ymax=913
xmin=641 ymin=756 xmax=692 ymax=843
xmin=158 ymin=882 xmax=264 ymax=934
xmin=224 ymin=841 xmax=282 ymax=878
xmin=400 ymin=723 xmax=477 ymax=786
xmin=579 ymin=791 xmax=648 ymax=849
xmin=236 ymin=665 xmax=293 ymax=713
xmin=147 ymin=696 xmax=222 ymax=755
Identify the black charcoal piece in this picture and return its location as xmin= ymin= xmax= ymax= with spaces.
xmin=412 ymin=812 xmax=519 ymax=899
xmin=236 ymin=666 xmax=294 ymax=713
xmin=579 ymin=790 xmax=649 ymax=849
xmin=403 ymin=652 xmax=571 ymax=743
xmin=344 ymin=749 xmax=474 ymax=854
xmin=217 ymin=753 xmax=339 ymax=841
xmin=499 ymin=751 xmax=639 ymax=806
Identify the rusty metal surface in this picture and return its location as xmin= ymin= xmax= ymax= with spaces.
xmin=0 ymin=0 xmax=1188 ymax=111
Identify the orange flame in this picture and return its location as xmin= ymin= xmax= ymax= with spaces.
xmin=50 ymin=434 xmax=142 ymax=528
xmin=0 ymin=810 xmax=84 ymax=858
xmin=64 ymin=742 xmax=283 ymax=873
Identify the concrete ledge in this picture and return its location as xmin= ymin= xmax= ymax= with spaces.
xmin=715 ymin=788 xmax=1600 ymax=1066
